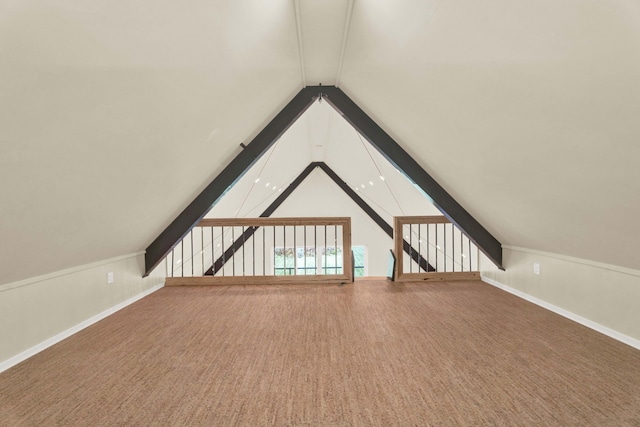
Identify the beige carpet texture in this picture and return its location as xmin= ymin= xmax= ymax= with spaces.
xmin=1 ymin=280 xmax=639 ymax=426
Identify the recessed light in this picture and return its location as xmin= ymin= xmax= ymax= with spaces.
xmin=265 ymin=182 xmax=270 ymax=187
xmin=369 ymin=181 xmax=374 ymax=186
xmin=361 ymin=184 xmax=365 ymax=188
xmin=379 ymin=175 xmax=385 ymax=181
xmin=255 ymin=178 xmax=260 ymax=183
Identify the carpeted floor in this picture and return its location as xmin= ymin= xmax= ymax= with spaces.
xmin=1 ymin=280 xmax=640 ymax=426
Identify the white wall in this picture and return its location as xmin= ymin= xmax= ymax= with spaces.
xmin=481 ymin=247 xmax=640 ymax=348
xmin=0 ymin=253 xmax=166 ymax=372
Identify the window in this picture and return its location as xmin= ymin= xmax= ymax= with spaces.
xmin=273 ymin=245 xmax=366 ymax=277
xmin=273 ymin=246 xmax=343 ymax=275
xmin=352 ymin=246 xmax=366 ymax=277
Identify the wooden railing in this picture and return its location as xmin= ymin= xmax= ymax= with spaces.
xmin=165 ymin=217 xmax=352 ymax=286
xmin=394 ymin=216 xmax=480 ymax=282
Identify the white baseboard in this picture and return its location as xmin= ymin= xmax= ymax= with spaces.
xmin=0 ymin=283 xmax=164 ymax=374
xmin=481 ymin=276 xmax=640 ymax=351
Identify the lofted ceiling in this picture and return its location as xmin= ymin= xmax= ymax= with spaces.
xmin=1 ymin=0 xmax=640 ymax=285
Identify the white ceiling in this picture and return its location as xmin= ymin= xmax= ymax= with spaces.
xmin=1 ymin=0 xmax=640 ymax=285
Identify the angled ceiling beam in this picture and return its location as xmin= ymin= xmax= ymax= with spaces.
xmin=318 ymin=86 xmax=503 ymax=269
xmin=144 ymin=87 xmax=319 ymax=276
xmin=207 ymin=162 xmax=434 ymax=275
xmin=204 ymin=162 xmax=317 ymax=275
xmin=317 ymin=163 xmax=434 ymax=272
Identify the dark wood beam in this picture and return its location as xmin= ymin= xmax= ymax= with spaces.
xmin=317 ymin=162 xmax=435 ymax=272
xmin=144 ymin=87 xmax=319 ymax=276
xmin=318 ymin=86 xmax=503 ymax=269
xmin=205 ymin=163 xmax=317 ymax=275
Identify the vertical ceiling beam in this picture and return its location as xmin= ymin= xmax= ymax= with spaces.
xmin=144 ymin=87 xmax=319 ymax=276
xmin=319 ymin=86 xmax=503 ymax=269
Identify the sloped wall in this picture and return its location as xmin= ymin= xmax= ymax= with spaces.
xmin=0 ymin=253 xmax=165 ymax=371
xmin=481 ymin=247 xmax=640 ymax=348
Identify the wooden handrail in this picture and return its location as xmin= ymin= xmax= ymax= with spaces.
xmin=198 ymin=217 xmax=350 ymax=227
xmin=394 ymin=216 xmax=450 ymax=225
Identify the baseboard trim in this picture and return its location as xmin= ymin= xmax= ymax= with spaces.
xmin=0 ymin=283 xmax=164 ymax=374
xmin=481 ymin=275 xmax=640 ymax=351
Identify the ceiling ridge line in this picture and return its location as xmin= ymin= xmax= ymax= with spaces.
xmin=293 ymin=0 xmax=306 ymax=87
xmin=321 ymin=100 xmax=335 ymax=161
xmin=335 ymin=0 xmax=355 ymax=88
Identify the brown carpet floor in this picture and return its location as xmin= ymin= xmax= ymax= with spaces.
xmin=1 ymin=280 xmax=640 ymax=426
